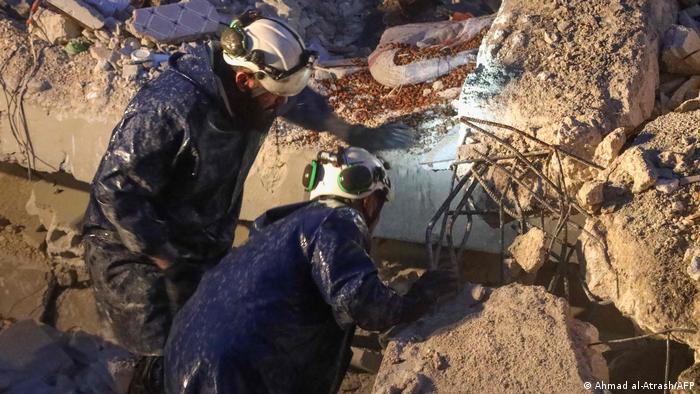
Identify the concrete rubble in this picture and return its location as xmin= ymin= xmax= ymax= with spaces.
xmin=372 ymin=284 xmax=608 ymax=394
xmin=508 ymin=227 xmax=547 ymax=275
xmin=25 ymin=179 xmax=90 ymax=287
xmin=0 ymin=319 xmax=135 ymax=393
xmin=456 ymin=0 xmax=676 ymax=192
xmin=580 ymin=109 xmax=700 ymax=352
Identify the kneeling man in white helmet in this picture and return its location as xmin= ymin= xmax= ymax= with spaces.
xmin=163 ymin=147 xmax=459 ymax=393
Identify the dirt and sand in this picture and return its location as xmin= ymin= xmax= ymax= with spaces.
xmin=372 ymin=284 xmax=608 ymax=394
xmin=0 ymin=17 xmax=137 ymax=120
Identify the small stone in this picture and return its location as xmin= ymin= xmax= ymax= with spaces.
xmin=508 ymin=228 xmax=548 ymax=275
xmin=94 ymin=29 xmax=110 ymax=43
xmin=543 ymin=30 xmax=559 ymax=44
xmin=122 ymin=63 xmax=142 ymax=80
xmin=655 ymin=178 xmax=680 ymax=194
xmin=577 ymin=180 xmax=605 ymax=210
xmin=620 ymin=147 xmax=658 ymax=193
xmin=594 ymin=128 xmax=626 ymax=166
xmin=673 ymin=201 xmax=686 ymax=213
xmin=687 ymin=256 xmax=700 ymax=281
xmin=27 ymin=79 xmax=52 ymax=93
xmin=432 ymin=80 xmax=444 ymax=91
xmin=422 ymin=88 xmax=432 ymax=96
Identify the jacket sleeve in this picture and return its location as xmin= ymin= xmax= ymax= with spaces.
xmin=92 ymin=107 xmax=183 ymax=256
xmin=308 ymin=208 xmax=410 ymax=331
xmin=279 ymin=88 xmax=415 ymax=152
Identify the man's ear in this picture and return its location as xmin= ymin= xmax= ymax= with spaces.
xmin=234 ymin=71 xmax=256 ymax=92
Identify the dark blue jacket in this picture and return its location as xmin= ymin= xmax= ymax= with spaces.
xmin=81 ymin=43 xmax=411 ymax=264
xmin=164 ymin=201 xmax=415 ymax=394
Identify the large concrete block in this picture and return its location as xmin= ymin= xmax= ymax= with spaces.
xmin=47 ymin=0 xmax=105 ymax=30
xmin=457 ymin=0 xmax=668 ymax=190
xmin=373 ymin=284 xmax=608 ymax=394
xmin=31 ymin=8 xmax=83 ymax=44
xmin=128 ymin=0 xmax=221 ymax=43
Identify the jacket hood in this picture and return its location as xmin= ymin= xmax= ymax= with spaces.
xmin=250 ymin=202 xmax=312 ymax=237
xmin=169 ymin=43 xmax=224 ymax=105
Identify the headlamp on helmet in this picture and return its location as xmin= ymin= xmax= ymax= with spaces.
xmin=221 ymin=10 xmax=317 ymax=96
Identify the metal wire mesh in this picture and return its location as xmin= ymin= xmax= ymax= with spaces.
xmin=425 ymin=117 xmax=609 ymax=302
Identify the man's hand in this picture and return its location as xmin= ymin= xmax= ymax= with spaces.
xmin=151 ymin=256 xmax=172 ymax=271
xmin=406 ymin=269 xmax=461 ymax=305
xmin=149 ymin=243 xmax=178 ymax=271
xmin=346 ymin=123 xmax=416 ymax=152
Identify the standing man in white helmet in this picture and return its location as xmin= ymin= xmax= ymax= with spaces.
xmin=163 ymin=147 xmax=459 ymax=394
xmin=81 ymin=9 xmax=413 ymax=392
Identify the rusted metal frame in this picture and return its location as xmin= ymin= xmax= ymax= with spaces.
xmin=450 ymin=150 xmax=549 ymax=166
xmin=426 ymin=168 xmax=472 ymax=269
xmin=588 ymin=328 xmax=697 ymax=347
xmin=445 ymin=182 xmax=475 ymax=273
xmin=465 ymin=121 xmax=567 ymax=204
xmin=461 ymin=116 xmax=605 ymax=171
xmin=471 ymin=148 xmax=561 ymax=216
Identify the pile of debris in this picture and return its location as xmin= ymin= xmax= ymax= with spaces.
xmin=373 ymin=284 xmax=608 ymax=394
xmin=581 ymin=108 xmax=700 ymax=352
xmin=658 ymin=0 xmax=700 ymax=113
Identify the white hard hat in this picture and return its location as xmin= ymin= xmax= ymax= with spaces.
xmin=302 ymin=147 xmax=394 ymax=202
xmin=222 ymin=11 xmax=316 ymax=97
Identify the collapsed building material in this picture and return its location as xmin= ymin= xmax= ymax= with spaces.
xmin=508 ymin=227 xmax=547 ymax=275
xmin=30 ymin=8 xmax=82 ymax=44
xmin=47 ymin=0 xmax=105 ymax=30
xmin=662 ymin=24 xmax=700 ymax=75
xmin=456 ymin=0 xmax=677 ymax=192
xmin=127 ymin=0 xmax=221 ymax=43
xmin=577 ymin=180 xmax=606 ymax=212
xmin=372 ymin=284 xmax=608 ymax=394
xmin=0 ymin=320 xmax=135 ymax=393
xmin=581 ymin=109 xmax=700 ymax=351
xmin=593 ymin=128 xmax=627 ymax=167
xmin=25 ymin=180 xmax=90 ymax=286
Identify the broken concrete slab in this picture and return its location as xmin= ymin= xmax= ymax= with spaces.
xmin=457 ymin=0 xmax=672 ymax=191
xmin=0 ymin=320 xmax=74 ymax=381
xmin=55 ymin=288 xmax=104 ymax=336
xmin=82 ymin=0 xmax=129 ymax=18
xmin=508 ymin=227 xmax=547 ymax=274
xmin=581 ymin=109 xmax=700 ymax=352
xmin=30 ymin=8 xmax=82 ymax=45
xmin=372 ymin=284 xmax=608 ymax=394
xmin=25 ymin=179 xmax=89 ymax=263
xmin=128 ymin=0 xmax=221 ymax=43
xmin=47 ymin=0 xmax=105 ymax=30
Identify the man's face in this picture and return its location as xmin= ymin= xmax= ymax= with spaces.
xmin=234 ymin=71 xmax=288 ymax=113
xmin=362 ymin=192 xmax=386 ymax=234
